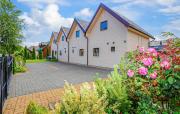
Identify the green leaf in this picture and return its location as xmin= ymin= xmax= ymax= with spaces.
xmin=168 ymin=77 xmax=174 ymax=84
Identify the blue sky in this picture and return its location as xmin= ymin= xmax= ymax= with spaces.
xmin=13 ymin=0 xmax=180 ymax=46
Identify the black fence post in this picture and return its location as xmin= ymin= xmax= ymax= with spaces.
xmin=0 ymin=56 xmax=13 ymax=114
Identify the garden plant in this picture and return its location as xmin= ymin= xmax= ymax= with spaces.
xmin=26 ymin=38 xmax=180 ymax=114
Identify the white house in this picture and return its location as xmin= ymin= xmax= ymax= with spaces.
xmin=57 ymin=27 xmax=69 ymax=62
xmin=67 ymin=18 xmax=89 ymax=65
xmin=86 ymin=3 xmax=153 ymax=68
xmin=49 ymin=32 xmax=58 ymax=59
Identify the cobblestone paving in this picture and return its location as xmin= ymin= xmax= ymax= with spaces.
xmin=3 ymin=83 xmax=84 ymax=114
xmin=8 ymin=62 xmax=110 ymax=98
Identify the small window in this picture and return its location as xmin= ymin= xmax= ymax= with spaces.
xmin=76 ymin=30 xmax=80 ymax=38
xmin=100 ymin=21 xmax=108 ymax=31
xmin=72 ymin=49 xmax=74 ymax=53
xmin=64 ymin=48 xmax=66 ymax=53
xmin=62 ymin=36 xmax=64 ymax=41
xmin=93 ymin=48 xmax=99 ymax=56
xmin=59 ymin=50 xmax=62 ymax=56
xmin=79 ymin=49 xmax=84 ymax=56
xmin=111 ymin=47 xmax=115 ymax=52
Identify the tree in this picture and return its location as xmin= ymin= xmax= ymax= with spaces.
xmin=32 ymin=47 xmax=36 ymax=59
xmin=24 ymin=46 xmax=27 ymax=60
xmin=47 ymin=48 xmax=49 ymax=57
xmin=0 ymin=0 xmax=24 ymax=55
xmin=38 ymin=48 xmax=43 ymax=59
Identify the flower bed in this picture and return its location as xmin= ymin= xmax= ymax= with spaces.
xmin=26 ymin=39 xmax=180 ymax=114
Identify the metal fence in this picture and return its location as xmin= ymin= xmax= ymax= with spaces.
xmin=0 ymin=56 xmax=13 ymax=114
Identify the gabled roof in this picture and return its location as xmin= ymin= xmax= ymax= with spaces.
xmin=62 ymin=27 xmax=70 ymax=37
xmin=53 ymin=32 xmax=58 ymax=42
xmin=76 ymin=18 xmax=89 ymax=32
xmin=86 ymin=3 xmax=154 ymax=39
xmin=57 ymin=26 xmax=70 ymax=43
xmin=67 ymin=18 xmax=89 ymax=39
xmin=49 ymin=32 xmax=58 ymax=47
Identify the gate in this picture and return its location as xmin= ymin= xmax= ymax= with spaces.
xmin=0 ymin=56 xmax=13 ymax=114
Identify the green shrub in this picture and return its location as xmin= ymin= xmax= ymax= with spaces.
xmin=14 ymin=65 xmax=27 ymax=73
xmin=57 ymin=81 xmax=106 ymax=114
xmin=95 ymin=65 xmax=131 ymax=113
xmin=26 ymin=101 xmax=48 ymax=114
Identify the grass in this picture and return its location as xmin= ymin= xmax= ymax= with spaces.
xmin=26 ymin=59 xmax=47 ymax=63
xmin=26 ymin=59 xmax=58 ymax=63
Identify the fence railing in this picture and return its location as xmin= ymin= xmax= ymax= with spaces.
xmin=0 ymin=56 xmax=13 ymax=114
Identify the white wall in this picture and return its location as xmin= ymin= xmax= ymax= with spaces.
xmin=127 ymin=31 xmax=149 ymax=51
xmin=69 ymin=25 xmax=87 ymax=65
xmin=88 ymin=10 xmax=128 ymax=68
xmin=51 ymin=41 xmax=58 ymax=59
xmin=57 ymin=34 xmax=68 ymax=62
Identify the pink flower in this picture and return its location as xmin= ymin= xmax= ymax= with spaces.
xmin=160 ymin=60 xmax=171 ymax=70
xmin=142 ymin=57 xmax=153 ymax=66
xmin=139 ymin=47 xmax=145 ymax=53
xmin=127 ymin=70 xmax=134 ymax=77
xmin=152 ymin=51 xmax=158 ymax=57
xmin=150 ymin=72 xmax=157 ymax=79
xmin=138 ymin=67 xmax=148 ymax=76
xmin=147 ymin=48 xmax=156 ymax=53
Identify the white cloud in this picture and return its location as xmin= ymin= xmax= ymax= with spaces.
xmin=159 ymin=5 xmax=180 ymax=14
xmin=163 ymin=19 xmax=180 ymax=36
xmin=17 ymin=0 xmax=70 ymax=8
xmin=74 ymin=8 xmax=93 ymax=20
xmin=111 ymin=0 xmax=177 ymax=7
xmin=113 ymin=6 xmax=141 ymax=21
xmin=20 ymin=4 xmax=73 ymax=46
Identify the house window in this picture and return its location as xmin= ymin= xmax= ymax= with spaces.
xmin=111 ymin=47 xmax=115 ymax=52
xmin=93 ymin=48 xmax=99 ymax=56
xmin=72 ymin=49 xmax=74 ymax=53
xmin=100 ymin=20 xmax=108 ymax=31
xmin=62 ymin=36 xmax=64 ymax=41
xmin=55 ymin=51 xmax=57 ymax=55
xmin=76 ymin=30 xmax=80 ymax=38
xmin=64 ymin=48 xmax=66 ymax=53
xmin=59 ymin=50 xmax=62 ymax=56
xmin=79 ymin=49 xmax=84 ymax=56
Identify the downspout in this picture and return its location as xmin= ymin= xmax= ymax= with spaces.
xmin=68 ymin=41 xmax=69 ymax=63
xmin=86 ymin=36 xmax=88 ymax=66
xmin=57 ymin=44 xmax=58 ymax=60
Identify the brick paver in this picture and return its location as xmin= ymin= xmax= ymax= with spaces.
xmin=3 ymin=83 xmax=83 ymax=114
xmin=9 ymin=62 xmax=110 ymax=97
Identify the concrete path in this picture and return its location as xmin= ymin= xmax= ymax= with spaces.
xmin=8 ymin=62 xmax=110 ymax=98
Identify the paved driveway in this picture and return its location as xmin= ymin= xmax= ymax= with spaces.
xmin=8 ymin=62 xmax=110 ymax=98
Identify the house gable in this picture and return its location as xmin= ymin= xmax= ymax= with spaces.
xmin=67 ymin=18 xmax=87 ymax=41
xmin=86 ymin=3 xmax=153 ymax=39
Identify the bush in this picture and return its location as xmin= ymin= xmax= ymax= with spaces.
xmin=14 ymin=65 xmax=27 ymax=73
xmin=57 ymin=81 xmax=106 ymax=114
xmin=95 ymin=65 xmax=131 ymax=113
xmin=26 ymin=101 xmax=48 ymax=114
xmin=123 ymin=39 xmax=180 ymax=113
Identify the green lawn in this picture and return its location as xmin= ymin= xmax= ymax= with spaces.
xmin=26 ymin=59 xmax=47 ymax=63
xmin=26 ymin=59 xmax=58 ymax=63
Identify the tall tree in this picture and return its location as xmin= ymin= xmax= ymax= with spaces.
xmin=47 ymin=48 xmax=49 ymax=57
xmin=24 ymin=46 xmax=27 ymax=60
xmin=38 ymin=48 xmax=43 ymax=59
xmin=0 ymin=0 xmax=24 ymax=55
xmin=32 ymin=47 xmax=36 ymax=59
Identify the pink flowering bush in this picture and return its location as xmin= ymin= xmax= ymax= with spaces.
xmin=124 ymin=39 xmax=180 ymax=113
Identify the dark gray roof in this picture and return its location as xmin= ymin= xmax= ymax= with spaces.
xmin=117 ymin=12 xmax=153 ymax=38
xmin=76 ymin=18 xmax=89 ymax=32
xmin=86 ymin=3 xmax=154 ymax=38
xmin=62 ymin=27 xmax=70 ymax=37
xmin=53 ymin=32 xmax=58 ymax=42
